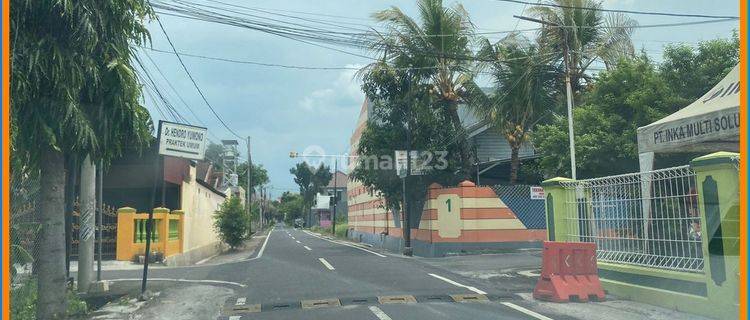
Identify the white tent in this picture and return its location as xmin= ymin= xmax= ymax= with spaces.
xmin=638 ymin=64 xmax=740 ymax=171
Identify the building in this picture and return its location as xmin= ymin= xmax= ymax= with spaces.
xmin=346 ymin=99 xmax=545 ymax=256
xmin=102 ymin=144 xmax=244 ymax=265
xmin=311 ymin=171 xmax=348 ymax=227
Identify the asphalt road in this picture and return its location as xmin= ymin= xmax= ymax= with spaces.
xmin=100 ymin=224 xmax=563 ymax=320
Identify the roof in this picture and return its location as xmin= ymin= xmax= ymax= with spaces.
xmin=637 ymin=64 xmax=740 ymax=154
xmin=326 ymin=171 xmax=348 ymax=188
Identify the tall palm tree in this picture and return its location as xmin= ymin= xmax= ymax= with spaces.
xmin=528 ymin=0 xmax=637 ymax=93
xmin=11 ymin=1 xmax=153 ymax=317
xmin=466 ymin=34 xmax=558 ymax=184
xmin=367 ymin=0 xmax=477 ymax=177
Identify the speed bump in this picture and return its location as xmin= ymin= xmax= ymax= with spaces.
xmin=377 ymin=295 xmax=417 ymax=304
xmin=223 ymin=303 xmax=261 ymax=315
xmin=449 ymin=294 xmax=489 ymax=302
xmin=301 ymin=298 xmax=341 ymax=309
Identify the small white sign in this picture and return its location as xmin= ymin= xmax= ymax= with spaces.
xmin=530 ymin=186 xmax=546 ymax=200
xmin=395 ymin=150 xmax=427 ymax=177
xmin=157 ymin=121 xmax=208 ymax=160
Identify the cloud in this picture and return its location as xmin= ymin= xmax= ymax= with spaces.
xmin=298 ymin=65 xmax=364 ymax=113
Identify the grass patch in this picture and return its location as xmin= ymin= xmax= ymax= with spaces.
xmin=311 ymin=223 xmax=349 ymax=239
xmin=11 ymin=278 xmax=88 ymax=320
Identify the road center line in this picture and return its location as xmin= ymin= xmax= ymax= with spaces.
xmin=368 ymin=306 xmax=393 ymax=320
xmin=304 ymin=246 xmax=312 ymax=251
xmin=296 ymin=240 xmax=301 ymax=244
xmin=427 ymin=273 xmax=487 ymax=295
xmin=501 ymin=302 xmax=554 ymax=320
xmin=318 ymin=258 xmax=335 ymax=270
xmin=304 ymin=230 xmax=386 ymax=257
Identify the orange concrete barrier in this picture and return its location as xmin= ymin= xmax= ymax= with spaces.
xmin=533 ymin=241 xmax=605 ymax=302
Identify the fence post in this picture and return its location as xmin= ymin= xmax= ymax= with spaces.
xmin=115 ymin=207 xmax=136 ymax=261
xmin=690 ymin=151 xmax=739 ymax=320
xmin=541 ymin=177 xmax=575 ymax=242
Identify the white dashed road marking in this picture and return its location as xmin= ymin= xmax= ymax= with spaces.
xmin=501 ymin=302 xmax=554 ymax=320
xmin=318 ymin=258 xmax=335 ymax=270
xmin=296 ymin=240 xmax=301 ymax=244
xmin=427 ymin=273 xmax=487 ymax=295
xmin=304 ymin=246 xmax=312 ymax=251
xmin=368 ymin=306 xmax=393 ymax=320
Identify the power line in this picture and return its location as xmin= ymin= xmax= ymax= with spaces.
xmin=495 ymin=0 xmax=739 ymax=19
xmin=148 ymin=0 xmax=247 ymax=141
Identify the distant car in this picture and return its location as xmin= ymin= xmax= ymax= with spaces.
xmin=294 ymin=218 xmax=304 ymax=228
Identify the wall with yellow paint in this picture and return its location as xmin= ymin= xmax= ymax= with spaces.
xmin=179 ymin=165 xmax=226 ymax=253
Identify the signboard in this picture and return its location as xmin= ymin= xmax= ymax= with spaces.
xmin=315 ymin=194 xmax=332 ymax=210
xmin=157 ymin=121 xmax=208 ymax=160
xmin=395 ymin=150 xmax=427 ymax=178
xmin=530 ymin=186 xmax=545 ymax=200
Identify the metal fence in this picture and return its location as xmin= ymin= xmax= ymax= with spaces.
xmin=10 ymin=172 xmax=40 ymax=282
xmin=560 ymin=165 xmax=704 ymax=273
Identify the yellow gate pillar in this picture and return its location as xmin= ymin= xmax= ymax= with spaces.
xmin=691 ymin=152 xmax=740 ymax=320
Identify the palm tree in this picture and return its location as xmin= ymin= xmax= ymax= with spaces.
xmin=466 ymin=34 xmax=558 ymax=184
xmin=11 ymin=1 xmax=153 ymax=317
xmin=528 ymin=0 xmax=637 ymax=93
xmin=367 ymin=0 xmax=477 ymax=177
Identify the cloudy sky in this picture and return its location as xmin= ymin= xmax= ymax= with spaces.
xmin=139 ymin=0 xmax=740 ymax=196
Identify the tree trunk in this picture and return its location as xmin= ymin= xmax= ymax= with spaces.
xmin=446 ymin=102 xmax=472 ymax=178
xmin=509 ymin=143 xmax=520 ymax=185
xmin=36 ymin=147 xmax=68 ymax=319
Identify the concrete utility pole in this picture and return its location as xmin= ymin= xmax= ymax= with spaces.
xmin=514 ymin=15 xmax=577 ymax=179
xmin=331 ymin=158 xmax=337 ymax=236
xmin=78 ymin=156 xmax=96 ymax=292
xmin=96 ymin=160 xmax=103 ymax=281
xmin=251 ymin=136 xmax=253 ymax=234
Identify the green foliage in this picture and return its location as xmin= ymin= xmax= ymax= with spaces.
xmin=466 ymin=33 xmax=558 ymax=183
xmin=10 ymin=0 xmax=155 ymax=166
xmin=278 ymin=192 xmax=304 ymax=223
xmin=660 ymin=34 xmax=740 ymax=102
xmin=238 ymin=162 xmax=269 ymax=193
xmin=353 ymin=61 xmax=463 ymax=213
xmin=213 ymin=197 xmax=249 ymax=249
xmin=534 ymin=55 xmax=682 ymax=178
xmin=290 ymin=162 xmax=332 ymax=216
xmin=529 ymin=0 xmax=637 ymax=94
xmin=11 ymin=278 xmax=88 ymax=319
xmin=367 ymin=0 xmax=478 ymax=176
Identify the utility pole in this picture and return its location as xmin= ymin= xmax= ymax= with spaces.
xmin=251 ymin=136 xmax=253 ymax=234
xmin=403 ymin=106 xmax=413 ymax=257
xmin=259 ymin=187 xmax=264 ymax=230
xmin=96 ymin=160 xmax=103 ymax=281
xmin=78 ymin=156 xmax=96 ymax=292
xmin=332 ymin=158 xmax=337 ymax=236
xmin=514 ymin=15 xmax=577 ymax=179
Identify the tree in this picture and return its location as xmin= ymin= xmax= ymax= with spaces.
xmin=204 ymin=142 xmax=225 ymax=170
xmin=660 ymin=34 xmax=740 ymax=102
xmin=466 ymin=34 xmax=558 ymax=184
xmin=290 ymin=163 xmax=315 ymax=224
xmin=353 ymin=59 xmax=463 ymax=215
xmin=534 ymin=55 xmax=681 ymax=178
xmin=213 ymin=196 xmax=249 ymax=249
xmin=237 ymin=162 xmax=269 ymax=193
xmin=11 ymin=1 xmax=153 ymax=317
xmin=529 ymin=0 xmax=637 ymax=93
xmin=278 ymin=192 xmax=304 ymax=223
xmin=368 ymin=0 xmax=478 ymax=177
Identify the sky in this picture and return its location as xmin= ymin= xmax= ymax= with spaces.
xmin=139 ymin=0 xmax=741 ymax=197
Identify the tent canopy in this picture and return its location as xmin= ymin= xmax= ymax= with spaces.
xmin=637 ymin=64 xmax=740 ymax=155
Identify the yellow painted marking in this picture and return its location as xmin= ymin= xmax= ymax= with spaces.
xmin=377 ymin=295 xmax=417 ymax=304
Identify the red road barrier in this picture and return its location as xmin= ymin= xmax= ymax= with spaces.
xmin=533 ymin=241 xmax=606 ymax=302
